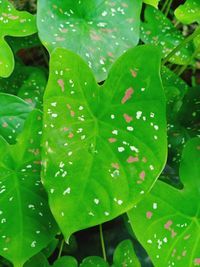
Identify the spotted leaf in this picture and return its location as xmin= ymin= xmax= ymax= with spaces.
xmin=0 ymin=0 xmax=37 ymax=78
xmin=37 ymin=0 xmax=142 ymax=82
xmin=42 ymin=45 xmax=167 ymax=239
xmin=175 ymin=0 xmax=200 ymax=24
xmin=80 ymin=256 xmax=109 ymax=267
xmin=0 ymin=110 xmax=57 ymax=267
xmin=128 ymin=138 xmax=200 ymax=267
xmin=112 ymin=239 xmax=141 ymax=267
xmin=0 ymin=93 xmax=33 ymax=144
xmin=141 ymin=6 xmax=194 ymax=65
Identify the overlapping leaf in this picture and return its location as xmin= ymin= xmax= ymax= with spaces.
xmin=128 ymin=138 xmax=200 ymax=267
xmin=42 ymin=45 xmax=167 ymax=239
xmin=0 ymin=110 xmax=57 ymax=267
xmin=141 ymin=6 xmax=194 ymax=64
xmin=37 ymin=0 xmax=142 ymax=82
xmin=0 ymin=93 xmax=33 ymax=144
xmin=175 ymin=0 xmax=200 ymax=24
xmin=143 ymin=0 xmax=160 ymax=8
xmin=0 ymin=0 xmax=37 ymax=78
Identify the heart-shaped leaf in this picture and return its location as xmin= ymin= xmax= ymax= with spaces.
xmin=0 ymin=110 xmax=57 ymax=267
xmin=80 ymin=256 xmax=109 ymax=267
xmin=0 ymin=93 xmax=33 ymax=144
xmin=53 ymin=256 xmax=78 ymax=267
xmin=112 ymin=239 xmax=141 ymax=267
xmin=42 ymin=45 xmax=167 ymax=239
xmin=37 ymin=0 xmax=142 ymax=82
xmin=0 ymin=0 xmax=37 ymax=78
xmin=141 ymin=6 xmax=193 ymax=65
xmin=128 ymin=137 xmax=200 ymax=267
xmin=175 ymin=0 xmax=200 ymax=24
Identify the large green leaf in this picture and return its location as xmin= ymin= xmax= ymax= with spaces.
xmin=0 ymin=110 xmax=57 ymax=267
xmin=37 ymin=0 xmax=142 ymax=82
xmin=112 ymin=239 xmax=141 ymax=267
xmin=0 ymin=93 xmax=33 ymax=144
xmin=42 ymin=45 xmax=167 ymax=239
xmin=0 ymin=0 xmax=37 ymax=78
xmin=128 ymin=138 xmax=200 ymax=267
xmin=175 ymin=0 xmax=200 ymax=24
xmin=141 ymin=6 xmax=193 ymax=65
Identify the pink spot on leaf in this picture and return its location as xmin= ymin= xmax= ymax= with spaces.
xmin=121 ymin=88 xmax=134 ymax=104
xmin=111 ymin=163 xmax=119 ymax=169
xmin=68 ymin=132 xmax=74 ymax=138
xmin=164 ymin=220 xmax=173 ymax=229
xmin=194 ymin=259 xmax=200 ymax=265
xmin=171 ymin=229 xmax=177 ymax=238
xmin=146 ymin=211 xmax=153 ymax=219
xmin=139 ymin=171 xmax=145 ymax=180
xmin=197 ymin=146 xmax=200 ymax=150
xmin=127 ymin=156 xmax=138 ymax=163
xmin=2 ymin=122 xmax=8 ymax=128
xmin=123 ymin=113 xmax=133 ymax=123
xmin=130 ymin=69 xmax=137 ymax=77
xmin=70 ymin=110 xmax=75 ymax=117
xmin=58 ymin=79 xmax=65 ymax=92
xmin=108 ymin=138 xmax=117 ymax=143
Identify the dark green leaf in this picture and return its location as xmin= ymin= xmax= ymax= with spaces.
xmin=37 ymin=0 xmax=142 ymax=82
xmin=24 ymin=253 xmax=49 ymax=267
xmin=0 ymin=110 xmax=57 ymax=267
xmin=128 ymin=138 xmax=200 ymax=267
xmin=42 ymin=45 xmax=167 ymax=239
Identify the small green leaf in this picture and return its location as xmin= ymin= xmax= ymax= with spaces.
xmin=0 ymin=93 xmax=33 ymax=144
xmin=0 ymin=110 xmax=57 ymax=267
xmin=53 ymin=256 xmax=78 ymax=267
xmin=80 ymin=256 xmax=109 ymax=267
xmin=128 ymin=138 xmax=200 ymax=267
xmin=0 ymin=0 xmax=37 ymax=77
xmin=24 ymin=253 xmax=49 ymax=267
xmin=42 ymin=45 xmax=167 ymax=239
xmin=37 ymin=0 xmax=142 ymax=82
xmin=175 ymin=0 xmax=200 ymax=24
xmin=112 ymin=240 xmax=141 ymax=267
xmin=143 ymin=0 xmax=160 ymax=8
xmin=141 ymin=6 xmax=193 ymax=65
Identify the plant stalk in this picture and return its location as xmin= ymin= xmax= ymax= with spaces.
xmin=58 ymin=238 xmax=65 ymax=259
xmin=99 ymin=224 xmax=107 ymax=262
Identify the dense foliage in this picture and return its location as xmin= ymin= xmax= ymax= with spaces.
xmin=0 ymin=0 xmax=200 ymax=266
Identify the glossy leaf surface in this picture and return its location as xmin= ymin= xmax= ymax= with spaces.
xmin=37 ymin=0 xmax=142 ymax=82
xmin=0 ymin=110 xmax=57 ymax=267
xmin=128 ymin=138 xmax=200 ymax=267
xmin=42 ymin=45 xmax=167 ymax=239
xmin=0 ymin=0 xmax=37 ymax=77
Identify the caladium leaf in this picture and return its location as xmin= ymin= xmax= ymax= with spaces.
xmin=141 ymin=6 xmax=193 ymax=65
xmin=128 ymin=138 xmax=200 ymax=267
xmin=0 ymin=0 xmax=37 ymax=78
xmin=53 ymin=256 xmax=78 ymax=267
xmin=42 ymin=45 xmax=167 ymax=239
xmin=143 ymin=0 xmax=160 ymax=8
xmin=0 ymin=64 xmax=47 ymax=109
xmin=37 ymin=0 xmax=142 ymax=82
xmin=0 ymin=93 xmax=33 ymax=144
xmin=80 ymin=256 xmax=109 ymax=267
xmin=0 ymin=110 xmax=57 ymax=267
xmin=112 ymin=240 xmax=141 ymax=267
xmin=175 ymin=0 xmax=200 ymax=24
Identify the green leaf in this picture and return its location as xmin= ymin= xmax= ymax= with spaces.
xmin=0 ymin=93 xmax=33 ymax=144
xmin=128 ymin=137 xmax=200 ymax=267
xmin=53 ymin=256 xmax=78 ymax=267
xmin=175 ymin=0 xmax=200 ymax=24
xmin=42 ymin=45 xmax=167 ymax=239
xmin=24 ymin=253 xmax=49 ymax=267
xmin=141 ymin=6 xmax=194 ymax=65
xmin=42 ymin=238 xmax=59 ymax=258
xmin=80 ymin=256 xmax=109 ymax=267
xmin=0 ymin=110 xmax=57 ymax=267
xmin=0 ymin=63 xmax=47 ymax=109
xmin=37 ymin=0 xmax=142 ymax=82
xmin=0 ymin=0 xmax=37 ymax=78
xmin=143 ymin=0 xmax=160 ymax=8
xmin=112 ymin=240 xmax=141 ymax=267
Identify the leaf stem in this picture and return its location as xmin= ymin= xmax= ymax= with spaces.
xmin=99 ymin=224 xmax=107 ymax=262
xmin=164 ymin=0 xmax=173 ymax=16
xmin=177 ymin=48 xmax=200 ymax=76
xmin=161 ymin=0 xmax=170 ymax=13
xmin=58 ymin=238 xmax=64 ymax=259
xmin=162 ymin=26 xmax=200 ymax=65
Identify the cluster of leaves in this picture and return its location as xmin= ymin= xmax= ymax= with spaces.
xmin=0 ymin=0 xmax=200 ymax=266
